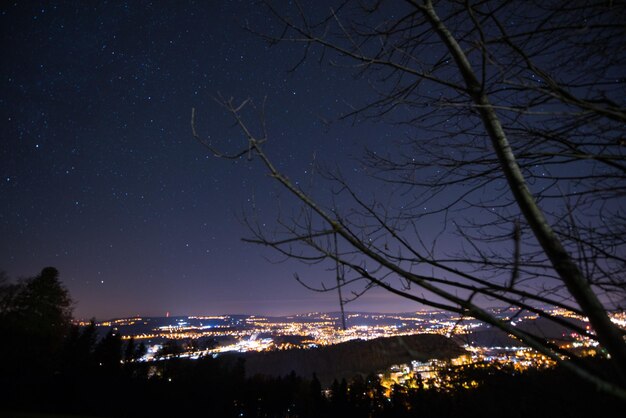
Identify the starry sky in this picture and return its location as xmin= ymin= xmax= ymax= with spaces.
xmin=0 ymin=1 xmax=425 ymax=319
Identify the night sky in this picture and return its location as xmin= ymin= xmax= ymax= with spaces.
xmin=1 ymin=1 xmax=424 ymax=319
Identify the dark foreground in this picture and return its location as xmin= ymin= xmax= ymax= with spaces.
xmin=2 ymin=353 xmax=623 ymax=418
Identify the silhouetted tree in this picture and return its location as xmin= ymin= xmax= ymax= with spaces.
xmin=0 ymin=270 xmax=18 ymax=314
xmin=196 ymin=0 xmax=626 ymax=399
xmin=310 ymin=372 xmax=323 ymax=409
xmin=124 ymin=336 xmax=137 ymax=361
xmin=13 ymin=267 xmax=72 ymax=343
xmin=366 ymin=373 xmax=387 ymax=411
xmin=62 ymin=319 xmax=97 ymax=376
xmin=0 ymin=267 xmax=73 ymax=375
xmin=94 ymin=329 xmax=123 ymax=375
xmin=330 ymin=377 xmax=349 ymax=416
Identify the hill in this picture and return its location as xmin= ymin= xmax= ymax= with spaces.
xmin=233 ymin=333 xmax=465 ymax=385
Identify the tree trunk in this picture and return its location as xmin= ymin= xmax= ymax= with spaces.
xmin=420 ymin=0 xmax=626 ymax=378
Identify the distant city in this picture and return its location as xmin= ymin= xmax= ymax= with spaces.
xmin=83 ymin=308 xmax=626 ymax=391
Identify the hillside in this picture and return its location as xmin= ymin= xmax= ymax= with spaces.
xmin=233 ymin=334 xmax=465 ymax=384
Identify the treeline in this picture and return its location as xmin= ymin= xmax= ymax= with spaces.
xmin=0 ymin=268 xmax=622 ymax=417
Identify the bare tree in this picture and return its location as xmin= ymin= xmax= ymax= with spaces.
xmin=192 ymin=0 xmax=626 ymax=398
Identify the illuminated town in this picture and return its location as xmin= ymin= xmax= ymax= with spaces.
xmin=82 ymin=308 xmax=623 ymax=392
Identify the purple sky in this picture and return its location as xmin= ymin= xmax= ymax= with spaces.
xmin=0 ymin=1 xmax=436 ymax=319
